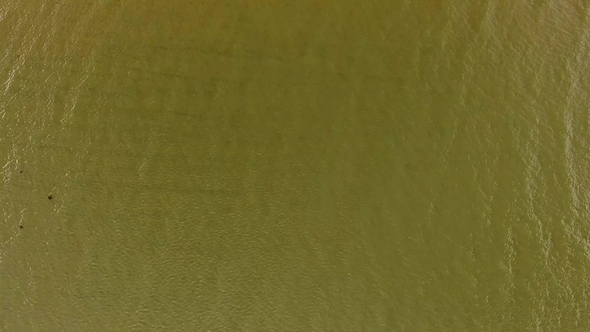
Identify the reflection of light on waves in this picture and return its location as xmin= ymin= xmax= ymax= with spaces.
xmin=563 ymin=79 xmax=580 ymax=219
xmin=58 ymin=1 xmax=98 ymax=129
xmin=558 ymin=10 xmax=590 ymax=330
xmin=563 ymin=3 xmax=590 ymax=253
xmin=0 ymin=1 xmax=21 ymax=269
xmin=1 ymin=5 xmax=39 ymax=97
xmin=504 ymin=225 xmax=516 ymax=297
xmin=0 ymin=4 xmax=14 ymax=96
xmin=0 ymin=2 xmax=40 ymax=219
xmin=55 ymin=2 xmax=124 ymax=216
xmin=517 ymin=89 xmax=544 ymax=312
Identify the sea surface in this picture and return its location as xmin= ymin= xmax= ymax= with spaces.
xmin=2 ymin=0 xmax=590 ymax=331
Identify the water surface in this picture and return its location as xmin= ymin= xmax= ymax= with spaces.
xmin=1 ymin=0 xmax=590 ymax=330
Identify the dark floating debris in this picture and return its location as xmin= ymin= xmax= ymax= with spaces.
xmin=19 ymin=170 xmax=22 ymax=173
xmin=19 ymin=225 xmax=23 ymax=229
xmin=48 ymin=195 xmax=53 ymax=200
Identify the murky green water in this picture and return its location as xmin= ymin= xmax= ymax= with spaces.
xmin=2 ymin=0 xmax=590 ymax=330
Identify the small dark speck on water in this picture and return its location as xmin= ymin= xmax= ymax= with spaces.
xmin=48 ymin=195 xmax=53 ymax=200
xmin=19 ymin=225 xmax=23 ymax=229
xmin=19 ymin=170 xmax=22 ymax=173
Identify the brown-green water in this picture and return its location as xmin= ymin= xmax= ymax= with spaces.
xmin=2 ymin=1 xmax=590 ymax=331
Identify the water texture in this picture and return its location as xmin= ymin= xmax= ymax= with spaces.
xmin=1 ymin=1 xmax=590 ymax=331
